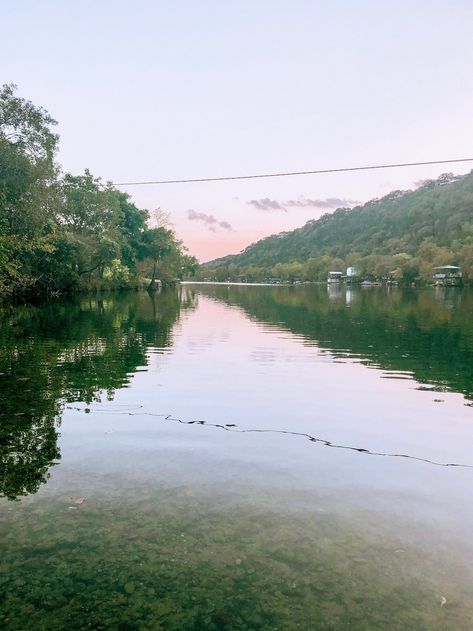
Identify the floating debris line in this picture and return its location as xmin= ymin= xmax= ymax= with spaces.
xmin=66 ymin=405 xmax=473 ymax=470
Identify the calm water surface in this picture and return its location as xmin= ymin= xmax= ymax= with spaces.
xmin=1 ymin=285 xmax=473 ymax=629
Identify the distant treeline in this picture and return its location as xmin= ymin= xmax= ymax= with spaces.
xmin=199 ymin=172 xmax=473 ymax=284
xmin=0 ymin=84 xmax=197 ymax=301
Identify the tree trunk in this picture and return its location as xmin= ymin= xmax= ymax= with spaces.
xmin=147 ymin=260 xmax=158 ymax=292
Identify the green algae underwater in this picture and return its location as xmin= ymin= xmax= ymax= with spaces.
xmin=1 ymin=287 xmax=473 ymax=629
xmin=2 ymin=486 xmax=473 ymax=631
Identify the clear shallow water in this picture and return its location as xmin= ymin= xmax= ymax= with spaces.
xmin=1 ymin=286 xmax=473 ymax=629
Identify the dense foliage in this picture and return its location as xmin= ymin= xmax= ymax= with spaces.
xmin=200 ymin=172 xmax=473 ymax=284
xmin=0 ymin=84 xmax=196 ymax=300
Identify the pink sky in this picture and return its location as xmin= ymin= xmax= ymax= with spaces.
xmin=3 ymin=1 xmax=473 ymax=262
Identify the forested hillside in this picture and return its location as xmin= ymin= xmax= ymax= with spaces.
xmin=200 ymin=172 xmax=473 ymax=283
xmin=0 ymin=84 xmax=196 ymax=301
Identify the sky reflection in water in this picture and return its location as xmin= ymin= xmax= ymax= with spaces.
xmin=1 ymin=286 xmax=473 ymax=629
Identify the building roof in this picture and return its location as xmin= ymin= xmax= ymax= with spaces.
xmin=432 ymin=265 xmax=461 ymax=270
xmin=328 ymin=271 xmax=343 ymax=275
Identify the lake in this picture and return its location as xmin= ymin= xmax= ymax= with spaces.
xmin=1 ymin=284 xmax=473 ymax=630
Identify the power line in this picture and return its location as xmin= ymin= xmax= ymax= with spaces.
xmin=114 ymin=157 xmax=473 ymax=186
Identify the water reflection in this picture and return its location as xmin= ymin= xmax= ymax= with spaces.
xmin=2 ymin=286 xmax=473 ymax=629
xmin=0 ymin=290 xmax=195 ymax=499
xmin=196 ymin=284 xmax=473 ymax=400
xmin=2 ymin=284 xmax=473 ymax=502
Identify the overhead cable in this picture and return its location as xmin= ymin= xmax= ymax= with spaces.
xmin=114 ymin=157 xmax=473 ymax=186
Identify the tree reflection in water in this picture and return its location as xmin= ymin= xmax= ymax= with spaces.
xmin=198 ymin=284 xmax=473 ymax=401
xmin=0 ymin=289 xmax=195 ymax=500
xmin=3 ymin=284 xmax=473 ymax=500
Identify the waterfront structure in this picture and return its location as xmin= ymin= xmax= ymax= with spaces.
xmin=346 ymin=266 xmax=360 ymax=284
xmin=327 ymin=271 xmax=343 ymax=284
xmin=432 ymin=265 xmax=462 ymax=286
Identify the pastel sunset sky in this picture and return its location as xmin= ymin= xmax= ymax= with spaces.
xmin=3 ymin=1 xmax=473 ymax=261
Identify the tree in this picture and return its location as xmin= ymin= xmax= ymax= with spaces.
xmin=60 ymin=171 xmax=122 ymax=235
xmin=139 ymin=227 xmax=175 ymax=291
xmin=0 ymin=85 xmax=197 ymax=300
xmin=0 ymin=83 xmax=58 ymax=162
xmin=400 ymin=261 xmax=420 ymax=285
xmin=115 ymin=192 xmax=149 ymax=270
xmin=0 ymin=84 xmax=60 ymax=296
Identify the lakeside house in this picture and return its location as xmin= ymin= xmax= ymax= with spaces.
xmin=346 ymin=266 xmax=360 ymax=284
xmin=432 ymin=265 xmax=462 ymax=286
xmin=327 ymin=271 xmax=343 ymax=284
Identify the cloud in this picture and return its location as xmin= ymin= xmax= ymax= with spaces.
xmin=246 ymin=197 xmax=359 ymax=212
xmin=186 ymin=209 xmax=233 ymax=231
xmin=247 ymin=198 xmax=287 ymax=211
xmin=285 ymin=197 xmax=359 ymax=209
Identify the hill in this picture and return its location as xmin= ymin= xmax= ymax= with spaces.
xmin=200 ymin=172 xmax=473 ymax=283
